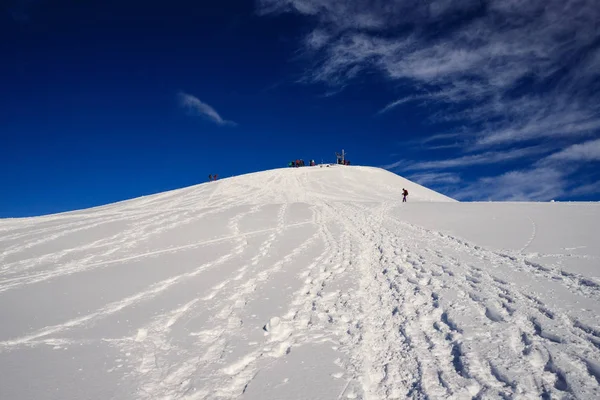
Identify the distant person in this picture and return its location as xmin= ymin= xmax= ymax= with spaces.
xmin=208 ymin=174 xmax=213 ymax=182
xmin=402 ymin=188 xmax=408 ymax=203
xmin=213 ymin=174 xmax=218 ymax=181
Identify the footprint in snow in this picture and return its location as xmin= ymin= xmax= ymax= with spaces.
xmin=484 ymin=306 xmax=504 ymax=323
xmin=263 ymin=316 xmax=280 ymax=333
xmin=493 ymin=277 xmax=508 ymax=285
xmin=134 ymin=329 xmax=148 ymax=342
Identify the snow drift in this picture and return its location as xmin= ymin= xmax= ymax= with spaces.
xmin=0 ymin=166 xmax=599 ymax=400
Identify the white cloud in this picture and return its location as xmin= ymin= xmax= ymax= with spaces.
xmin=409 ymin=172 xmax=461 ymax=186
xmin=567 ymin=181 xmax=600 ymax=197
xmin=543 ymin=138 xmax=600 ymax=163
xmin=436 ymin=140 xmax=600 ymax=200
xmin=404 ymin=146 xmax=549 ymax=171
xmin=380 ymin=159 xmax=409 ymax=171
xmin=305 ymin=29 xmax=332 ymax=50
xmin=454 ymin=167 xmax=566 ymax=202
xmin=178 ymin=92 xmax=237 ymax=127
xmin=257 ymin=0 xmax=600 ymax=200
xmin=420 ymin=132 xmax=464 ymax=145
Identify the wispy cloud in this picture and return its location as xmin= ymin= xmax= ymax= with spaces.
xmin=378 ymin=95 xmax=426 ymax=115
xmin=409 ymin=172 xmax=461 ymax=186
xmin=258 ymin=0 xmax=600 ymax=200
xmin=380 ymin=160 xmax=406 ymax=171
xmin=452 ymin=162 xmax=600 ymax=202
xmin=567 ymin=181 xmax=600 ymax=197
xmin=542 ymin=138 xmax=600 ymax=163
xmin=404 ymin=146 xmax=550 ymax=171
xmin=404 ymin=141 xmax=599 ymax=200
xmin=178 ymin=92 xmax=237 ymax=127
xmin=453 ymin=167 xmax=567 ymax=202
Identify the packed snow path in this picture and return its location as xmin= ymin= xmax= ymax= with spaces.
xmin=1 ymin=166 xmax=599 ymax=399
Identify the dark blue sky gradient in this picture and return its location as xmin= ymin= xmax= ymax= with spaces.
xmin=1 ymin=0 xmax=598 ymax=217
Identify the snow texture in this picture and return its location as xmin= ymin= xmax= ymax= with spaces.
xmin=1 ymin=165 xmax=599 ymax=399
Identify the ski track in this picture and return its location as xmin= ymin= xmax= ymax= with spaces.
xmin=519 ymin=216 xmax=537 ymax=254
xmin=0 ymin=167 xmax=598 ymax=399
xmin=387 ymin=212 xmax=600 ymax=303
xmin=0 ymin=203 xmax=307 ymax=293
xmin=356 ymin=202 xmax=600 ymax=399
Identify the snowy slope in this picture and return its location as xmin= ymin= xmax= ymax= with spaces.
xmin=1 ymin=166 xmax=599 ymax=400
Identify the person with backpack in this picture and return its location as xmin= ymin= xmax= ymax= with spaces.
xmin=208 ymin=174 xmax=213 ymax=182
xmin=402 ymin=188 xmax=408 ymax=202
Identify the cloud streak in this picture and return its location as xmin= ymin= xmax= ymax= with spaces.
xmin=257 ymin=0 xmax=600 ymax=200
xmin=178 ymin=92 xmax=237 ymax=127
xmin=454 ymin=167 xmax=567 ymax=202
xmin=404 ymin=146 xmax=550 ymax=171
xmin=409 ymin=172 xmax=461 ymax=186
xmin=543 ymin=138 xmax=600 ymax=163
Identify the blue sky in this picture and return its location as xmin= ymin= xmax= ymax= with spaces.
xmin=2 ymin=0 xmax=599 ymax=217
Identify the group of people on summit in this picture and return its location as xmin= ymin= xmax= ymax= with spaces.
xmin=288 ymin=159 xmax=316 ymax=167
xmin=207 ymin=163 xmax=410 ymax=203
xmin=288 ymin=158 xmax=352 ymax=168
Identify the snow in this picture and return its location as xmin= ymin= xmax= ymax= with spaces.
xmin=1 ymin=165 xmax=599 ymax=399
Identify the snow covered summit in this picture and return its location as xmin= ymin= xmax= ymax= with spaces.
xmin=96 ymin=165 xmax=454 ymax=211
xmin=1 ymin=166 xmax=599 ymax=400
